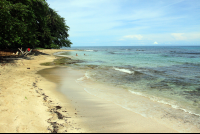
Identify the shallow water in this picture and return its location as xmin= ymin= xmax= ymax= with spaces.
xmin=59 ymin=46 xmax=200 ymax=132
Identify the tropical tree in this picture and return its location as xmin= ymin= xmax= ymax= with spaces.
xmin=38 ymin=6 xmax=72 ymax=49
xmin=0 ymin=0 xmax=72 ymax=49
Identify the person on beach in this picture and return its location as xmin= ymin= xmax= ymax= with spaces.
xmin=76 ymin=53 xmax=78 ymax=56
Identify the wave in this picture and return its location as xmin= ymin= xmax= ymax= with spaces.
xmin=76 ymin=71 xmax=91 ymax=82
xmin=113 ymin=67 xmax=133 ymax=74
xmin=84 ymin=50 xmax=94 ymax=52
xmin=129 ymin=90 xmax=200 ymax=117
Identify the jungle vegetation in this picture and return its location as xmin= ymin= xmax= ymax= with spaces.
xmin=0 ymin=0 xmax=72 ymax=49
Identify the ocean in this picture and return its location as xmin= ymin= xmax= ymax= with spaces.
xmin=59 ymin=46 xmax=200 ymax=132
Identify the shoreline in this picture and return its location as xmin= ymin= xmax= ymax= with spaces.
xmin=59 ymin=48 xmax=200 ymax=133
xmin=45 ymin=66 xmax=178 ymax=133
xmin=0 ymin=49 xmax=179 ymax=133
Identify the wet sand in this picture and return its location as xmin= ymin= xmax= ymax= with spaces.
xmin=39 ymin=66 xmax=178 ymax=133
xmin=0 ymin=49 xmax=178 ymax=133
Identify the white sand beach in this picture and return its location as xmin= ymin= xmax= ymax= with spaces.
xmin=0 ymin=49 xmax=178 ymax=133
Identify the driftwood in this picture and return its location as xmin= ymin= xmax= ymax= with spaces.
xmin=0 ymin=50 xmax=18 ymax=56
xmin=18 ymin=47 xmax=32 ymax=57
xmin=0 ymin=48 xmax=32 ymax=61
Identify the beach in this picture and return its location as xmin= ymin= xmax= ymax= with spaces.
xmin=0 ymin=49 xmax=86 ymax=133
xmin=0 ymin=49 xmax=179 ymax=133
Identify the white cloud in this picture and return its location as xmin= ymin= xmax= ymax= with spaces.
xmin=47 ymin=0 xmax=200 ymax=46
xmin=123 ymin=34 xmax=143 ymax=40
xmin=171 ymin=32 xmax=200 ymax=40
xmin=171 ymin=33 xmax=186 ymax=40
xmin=154 ymin=41 xmax=158 ymax=44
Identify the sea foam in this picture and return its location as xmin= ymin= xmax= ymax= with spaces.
xmin=129 ymin=90 xmax=200 ymax=117
xmin=84 ymin=50 xmax=94 ymax=52
xmin=113 ymin=67 xmax=133 ymax=74
xmin=76 ymin=71 xmax=91 ymax=82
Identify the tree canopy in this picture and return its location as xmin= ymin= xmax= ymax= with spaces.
xmin=0 ymin=0 xmax=72 ymax=49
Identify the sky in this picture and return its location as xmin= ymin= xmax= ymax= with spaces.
xmin=47 ymin=0 xmax=200 ymax=46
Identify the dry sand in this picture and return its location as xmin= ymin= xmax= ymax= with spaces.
xmin=0 ymin=49 xmax=178 ymax=133
xmin=0 ymin=49 xmax=85 ymax=133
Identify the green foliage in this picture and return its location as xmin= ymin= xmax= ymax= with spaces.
xmin=0 ymin=0 xmax=72 ymax=49
xmin=45 ymin=8 xmax=72 ymax=49
xmin=40 ymin=62 xmax=52 ymax=66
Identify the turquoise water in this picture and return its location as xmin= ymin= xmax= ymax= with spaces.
xmin=60 ymin=46 xmax=200 ymax=132
xmin=65 ymin=46 xmax=199 ymax=65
